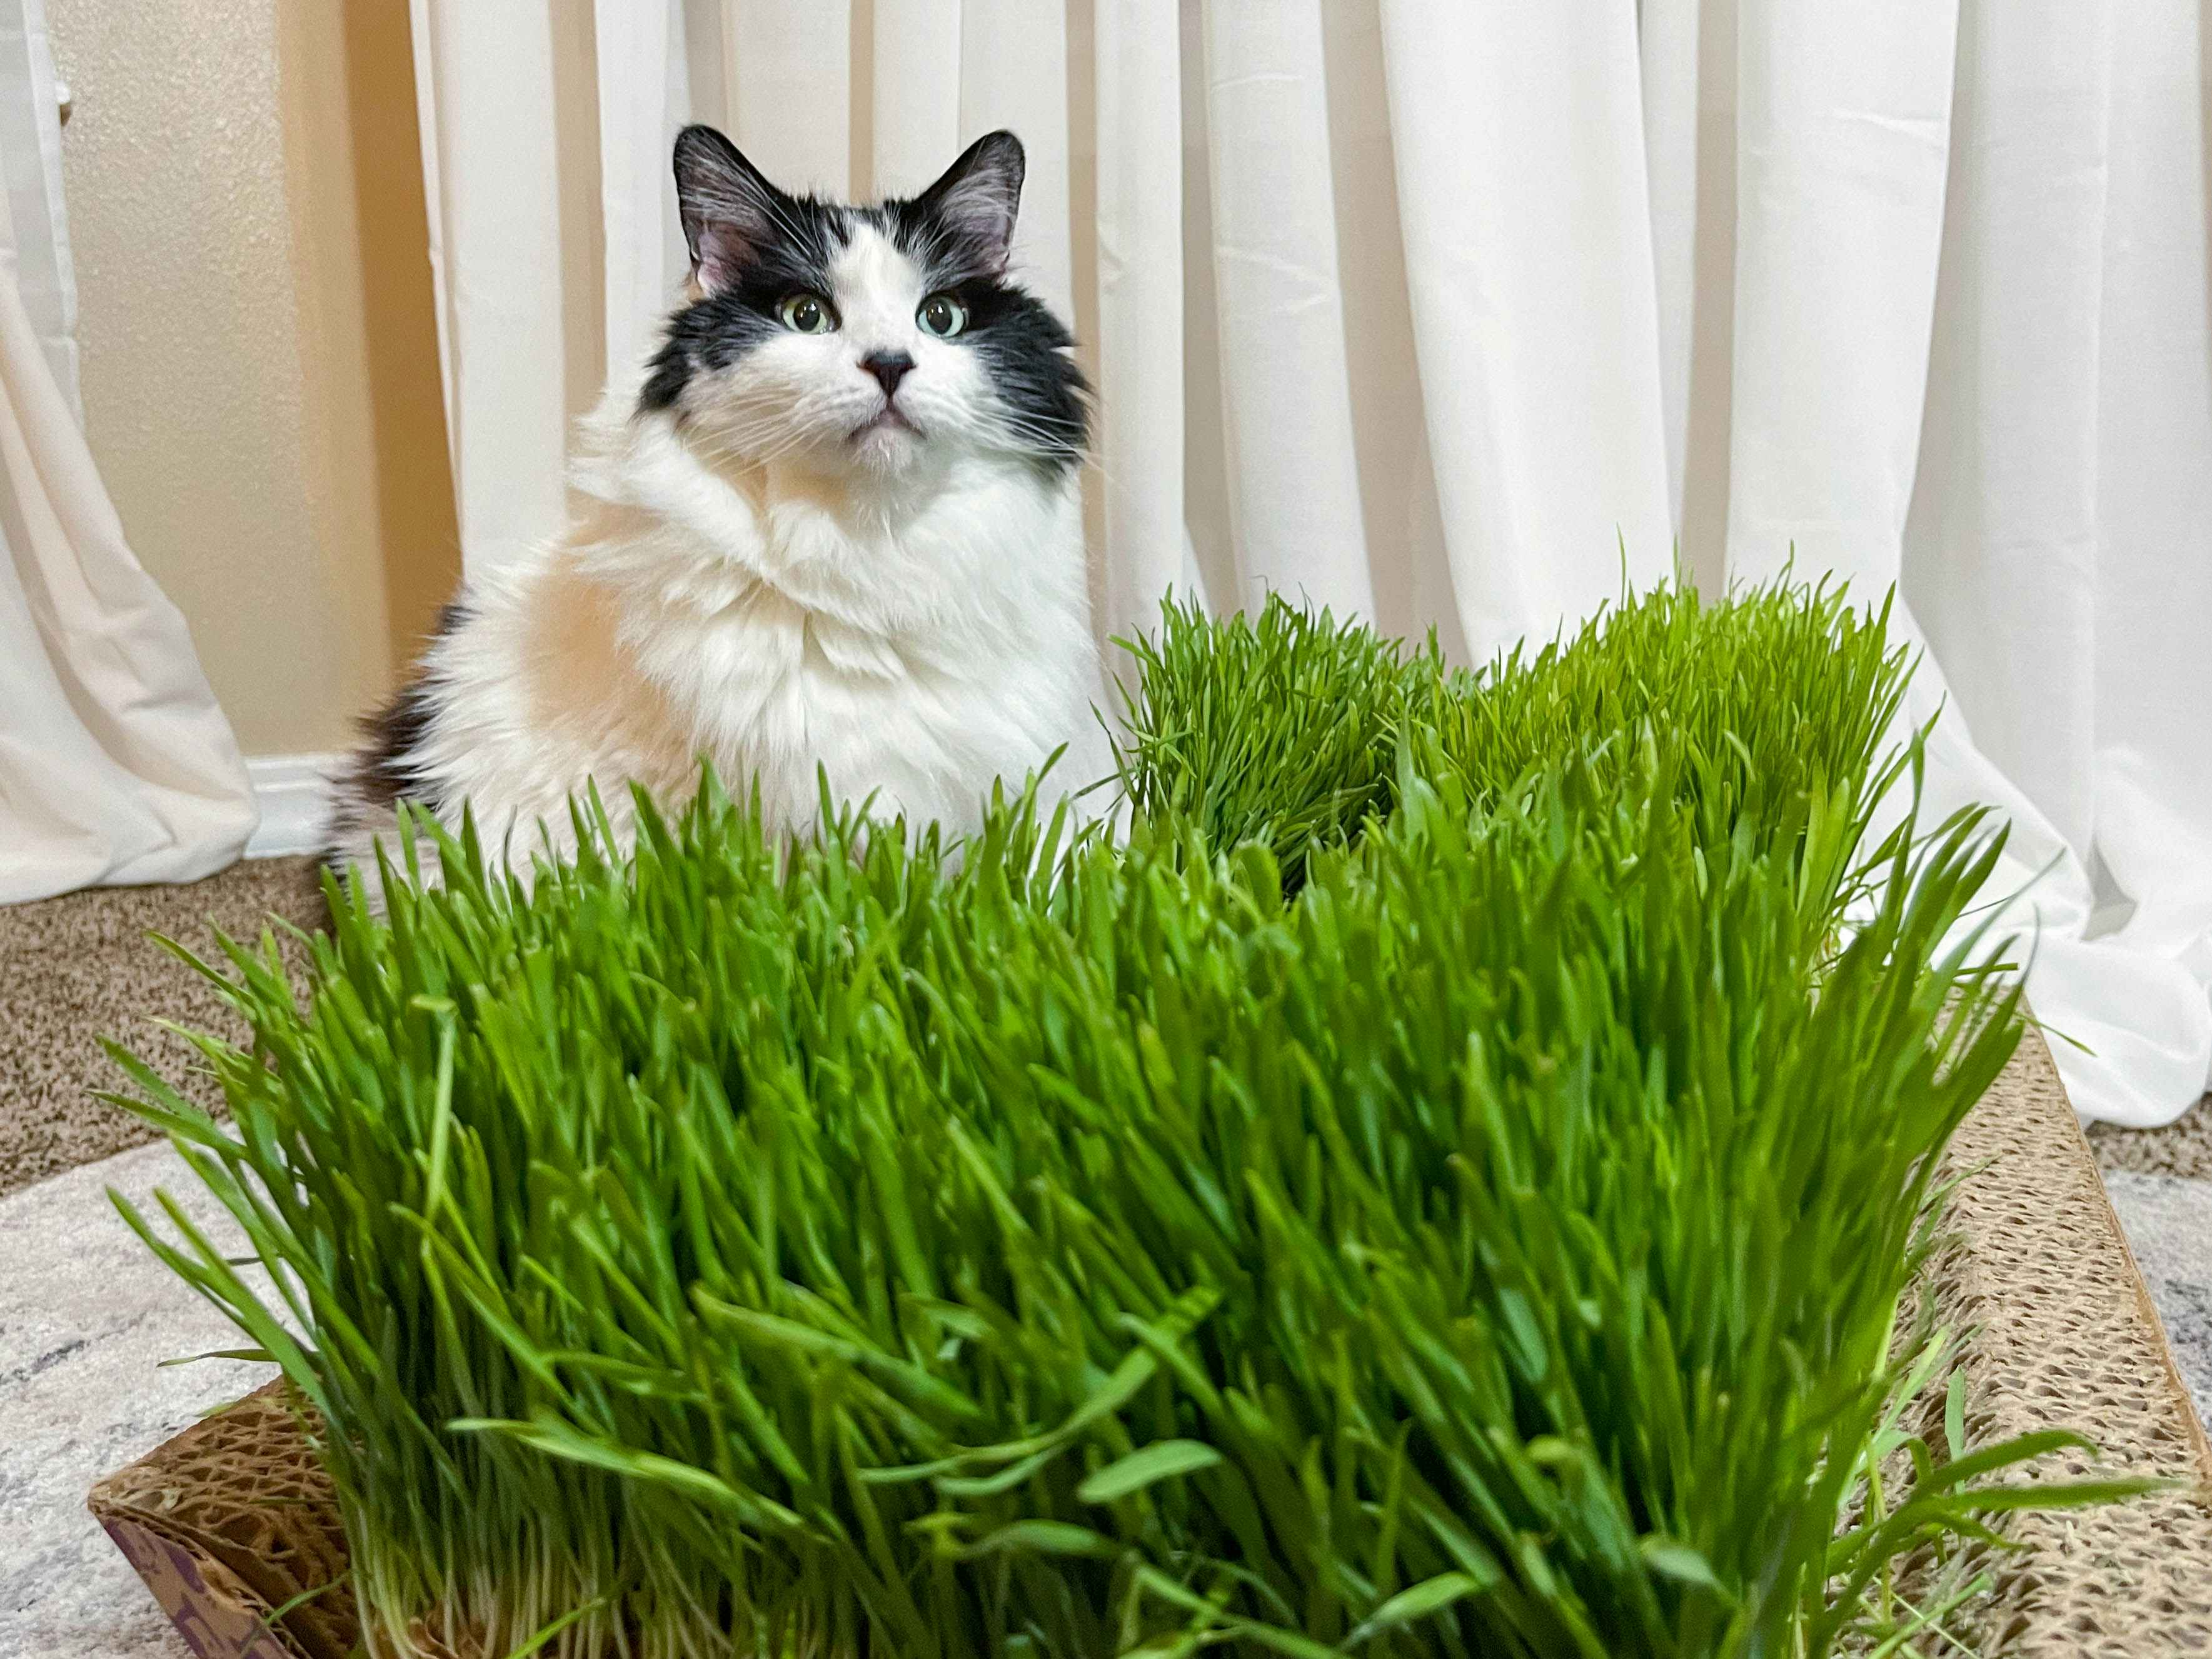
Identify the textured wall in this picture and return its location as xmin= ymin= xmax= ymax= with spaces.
xmin=47 ymin=0 xmax=457 ymax=756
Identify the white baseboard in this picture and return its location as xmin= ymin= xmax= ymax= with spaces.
xmin=244 ymin=752 xmax=342 ymax=859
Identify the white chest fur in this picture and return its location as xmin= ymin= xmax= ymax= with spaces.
xmin=341 ymin=403 xmax=1109 ymax=886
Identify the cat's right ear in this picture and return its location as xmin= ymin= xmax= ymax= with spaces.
xmin=673 ymin=125 xmax=777 ymax=296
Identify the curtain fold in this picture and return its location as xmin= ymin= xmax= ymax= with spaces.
xmin=595 ymin=0 xmax=690 ymax=387
xmin=407 ymin=0 xmax=570 ymax=576
xmin=0 ymin=0 xmax=73 ymax=418
xmin=1090 ymin=0 xmax=1193 ymax=639
xmin=404 ymin=1 xmax=2212 ymax=1126
xmin=1198 ymin=1 xmax=1369 ymax=619
xmin=0 ymin=0 xmax=254 ymax=903
xmin=1378 ymin=0 xmax=1675 ymax=663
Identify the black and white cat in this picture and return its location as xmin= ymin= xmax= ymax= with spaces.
xmin=328 ymin=126 xmax=1109 ymax=900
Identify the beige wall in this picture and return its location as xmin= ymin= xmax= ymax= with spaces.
xmin=48 ymin=0 xmax=458 ymax=756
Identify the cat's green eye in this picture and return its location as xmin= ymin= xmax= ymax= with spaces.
xmin=917 ymin=294 xmax=967 ymax=338
xmin=778 ymin=293 xmax=837 ymax=334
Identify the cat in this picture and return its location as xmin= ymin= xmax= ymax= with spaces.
xmin=325 ymin=125 xmax=1111 ymax=906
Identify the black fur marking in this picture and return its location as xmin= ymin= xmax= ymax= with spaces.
xmin=944 ymin=274 xmax=1090 ymax=471
xmin=643 ymin=128 xmax=1090 ymax=475
xmin=641 ymin=188 xmax=852 ymax=414
xmin=363 ymin=676 xmax=441 ymax=804
xmin=324 ymin=601 xmax=466 ymax=870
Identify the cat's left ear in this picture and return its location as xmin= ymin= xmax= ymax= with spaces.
xmin=916 ymin=131 xmax=1025 ymax=276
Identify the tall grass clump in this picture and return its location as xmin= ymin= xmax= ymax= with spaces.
xmin=1121 ymin=581 xmax=1908 ymax=923
xmin=1407 ymin=581 xmax=1905 ymax=811
xmin=110 ymin=583 xmax=2135 ymax=1659
xmin=1112 ymin=594 xmax=1415 ymax=888
xmin=1405 ymin=581 xmax=1911 ymax=936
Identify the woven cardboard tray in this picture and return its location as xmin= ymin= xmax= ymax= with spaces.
xmin=88 ymin=1381 xmax=352 ymax=1659
xmin=90 ymin=1023 xmax=2212 ymax=1659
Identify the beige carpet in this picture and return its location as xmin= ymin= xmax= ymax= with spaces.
xmin=0 ymin=858 xmax=326 ymax=1200
xmin=2090 ymin=1096 xmax=2212 ymax=1178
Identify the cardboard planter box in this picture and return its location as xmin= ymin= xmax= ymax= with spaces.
xmin=91 ymin=1025 xmax=2212 ymax=1659
xmin=88 ymin=1382 xmax=355 ymax=1659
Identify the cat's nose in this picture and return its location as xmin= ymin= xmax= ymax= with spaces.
xmin=860 ymin=351 xmax=915 ymax=398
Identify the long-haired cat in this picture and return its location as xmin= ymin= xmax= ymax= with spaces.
xmin=326 ymin=126 xmax=1109 ymax=902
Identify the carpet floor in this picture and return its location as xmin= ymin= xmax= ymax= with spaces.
xmin=0 ymin=858 xmax=325 ymax=1200
xmin=3 ymin=856 xmax=2209 ymax=1657
xmin=2091 ymin=1096 xmax=2212 ymax=1178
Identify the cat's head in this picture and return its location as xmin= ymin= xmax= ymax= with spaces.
xmin=645 ymin=126 xmax=1087 ymax=483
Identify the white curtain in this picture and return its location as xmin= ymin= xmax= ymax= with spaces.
xmin=0 ymin=0 xmax=254 ymax=903
xmin=407 ymin=0 xmax=2212 ymax=1129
